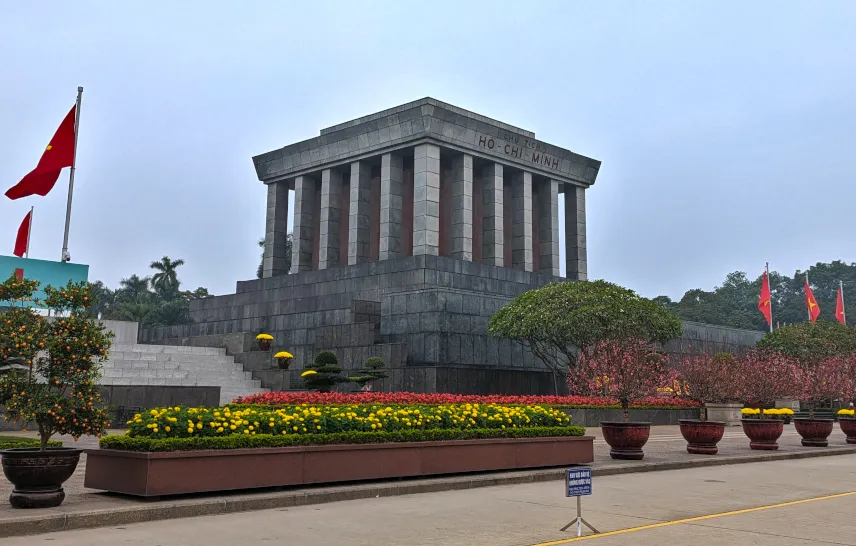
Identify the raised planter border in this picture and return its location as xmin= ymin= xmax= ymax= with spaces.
xmin=84 ymin=435 xmax=594 ymax=497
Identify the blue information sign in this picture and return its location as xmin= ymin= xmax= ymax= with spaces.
xmin=566 ymin=468 xmax=592 ymax=497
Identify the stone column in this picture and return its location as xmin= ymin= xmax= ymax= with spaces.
xmin=510 ymin=171 xmax=533 ymax=272
xmin=481 ymin=163 xmax=503 ymax=267
xmin=538 ymin=179 xmax=561 ymax=276
xmin=379 ymin=153 xmax=404 ymax=261
xmin=291 ymin=175 xmax=316 ymax=273
xmin=262 ymin=181 xmax=290 ymax=278
xmin=450 ymin=154 xmax=473 ymax=261
xmin=412 ymin=143 xmax=441 ymax=256
xmin=564 ymin=184 xmax=588 ymax=280
xmin=318 ymin=168 xmax=343 ymax=270
xmin=348 ymin=161 xmax=372 ymax=265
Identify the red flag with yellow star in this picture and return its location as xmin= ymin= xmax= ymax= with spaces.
xmin=836 ymin=286 xmax=846 ymax=325
xmin=758 ymin=270 xmax=772 ymax=327
xmin=5 ymin=105 xmax=76 ymax=200
xmin=804 ymin=278 xmax=821 ymax=323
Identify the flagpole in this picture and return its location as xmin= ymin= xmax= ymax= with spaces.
xmin=841 ymin=280 xmax=846 ymax=325
xmin=766 ymin=262 xmax=773 ymax=333
xmin=60 ymin=86 xmax=83 ymax=263
xmin=25 ymin=206 xmax=34 ymax=258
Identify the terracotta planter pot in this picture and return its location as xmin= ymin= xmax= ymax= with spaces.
xmin=794 ymin=418 xmax=834 ymax=447
xmin=839 ymin=418 xmax=856 ymax=445
xmin=1 ymin=448 xmax=81 ymax=508
xmin=741 ymin=419 xmax=783 ymax=450
xmin=678 ymin=420 xmax=726 ymax=455
xmin=600 ymin=422 xmax=650 ymax=460
xmin=257 ymin=339 xmax=272 ymax=351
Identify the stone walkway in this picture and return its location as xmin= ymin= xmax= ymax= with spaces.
xmin=0 ymin=425 xmax=852 ymax=537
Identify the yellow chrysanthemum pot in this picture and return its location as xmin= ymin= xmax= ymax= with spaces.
xmin=274 ymin=351 xmax=294 ymax=370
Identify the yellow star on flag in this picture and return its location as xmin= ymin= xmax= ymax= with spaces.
xmin=46 ymin=145 xmax=52 ymax=151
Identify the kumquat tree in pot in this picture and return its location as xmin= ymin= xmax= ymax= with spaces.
xmin=0 ymin=275 xmax=112 ymax=509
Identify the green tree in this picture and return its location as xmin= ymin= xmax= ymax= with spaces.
xmin=117 ymin=274 xmax=152 ymax=304
xmin=149 ymin=256 xmax=185 ymax=297
xmin=488 ymin=280 xmax=683 ymax=395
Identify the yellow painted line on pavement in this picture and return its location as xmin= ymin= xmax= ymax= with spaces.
xmin=531 ymin=490 xmax=856 ymax=545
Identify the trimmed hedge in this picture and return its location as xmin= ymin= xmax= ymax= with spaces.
xmin=99 ymin=426 xmax=586 ymax=452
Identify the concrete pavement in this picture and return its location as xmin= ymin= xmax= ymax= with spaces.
xmin=0 ymin=425 xmax=853 ymax=539
xmin=4 ymin=454 xmax=854 ymax=545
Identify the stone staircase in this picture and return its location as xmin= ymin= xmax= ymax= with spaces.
xmin=99 ymin=343 xmax=268 ymax=405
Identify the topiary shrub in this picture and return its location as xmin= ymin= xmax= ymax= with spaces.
xmin=349 ymin=356 xmax=389 ymax=391
xmin=302 ymin=350 xmax=347 ymax=392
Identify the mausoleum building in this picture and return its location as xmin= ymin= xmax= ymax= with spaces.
xmin=140 ymin=99 xmax=602 ymax=394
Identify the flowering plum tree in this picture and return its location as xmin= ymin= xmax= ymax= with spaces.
xmin=736 ymin=350 xmax=798 ymax=410
xmin=673 ymin=352 xmax=741 ymax=422
xmin=567 ymin=338 xmax=668 ymax=422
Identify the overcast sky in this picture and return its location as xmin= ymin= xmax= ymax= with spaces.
xmin=2 ymin=1 xmax=854 ymax=299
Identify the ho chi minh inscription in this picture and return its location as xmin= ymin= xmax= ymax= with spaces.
xmin=477 ymin=132 xmax=561 ymax=171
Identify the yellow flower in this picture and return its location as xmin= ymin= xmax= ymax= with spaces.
xmin=217 ymin=427 xmax=224 ymax=433
xmin=301 ymin=370 xmax=317 ymax=377
xmin=165 ymin=426 xmax=171 ymax=432
xmin=256 ymin=333 xmax=273 ymax=340
xmin=275 ymin=351 xmax=294 ymax=359
xmin=838 ymin=409 xmax=855 ymax=417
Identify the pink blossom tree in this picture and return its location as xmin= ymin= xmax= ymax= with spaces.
xmin=736 ymin=350 xmax=798 ymax=410
xmin=795 ymin=356 xmax=847 ymax=419
xmin=840 ymin=354 xmax=856 ymax=409
xmin=673 ymin=352 xmax=741 ymax=422
xmin=567 ymin=338 xmax=667 ymax=423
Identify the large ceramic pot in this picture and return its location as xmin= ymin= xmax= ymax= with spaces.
xmin=741 ymin=419 xmax=784 ymax=450
xmin=839 ymin=418 xmax=856 ymax=445
xmin=600 ymin=422 xmax=651 ymax=460
xmin=794 ymin=418 xmax=834 ymax=447
xmin=275 ymin=358 xmax=291 ymax=370
xmin=1 ymin=448 xmax=81 ymax=508
xmin=678 ymin=420 xmax=726 ymax=455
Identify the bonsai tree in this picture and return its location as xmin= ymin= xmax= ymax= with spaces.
xmin=349 ymin=356 xmax=389 ymax=392
xmin=756 ymin=321 xmax=855 ymax=419
xmin=673 ymin=352 xmax=741 ymax=422
xmin=301 ymin=350 xmax=347 ymax=393
xmin=489 ymin=280 xmax=682 ymax=395
xmin=567 ymin=337 xmax=668 ymax=422
xmin=0 ymin=275 xmax=112 ymax=450
xmin=736 ymin=349 xmax=798 ymax=410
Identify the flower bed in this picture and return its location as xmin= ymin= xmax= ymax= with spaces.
xmin=88 ymin=404 xmax=593 ymax=497
xmin=119 ymin=403 xmax=576 ymax=442
xmin=232 ymin=392 xmax=699 ymax=409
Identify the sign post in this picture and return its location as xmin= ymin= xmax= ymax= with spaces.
xmin=561 ymin=467 xmax=599 ymax=537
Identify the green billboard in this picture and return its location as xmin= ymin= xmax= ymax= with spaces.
xmin=0 ymin=255 xmax=89 ymax=308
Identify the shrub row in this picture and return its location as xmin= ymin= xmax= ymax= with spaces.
xmin=0 ymin=436 xmax=63 ymax=449
xmin=232 ymin=391 xmax=699 ymax=409
xmin=100 ymin=426 xmax=586 ymax=452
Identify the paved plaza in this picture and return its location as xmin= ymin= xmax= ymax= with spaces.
xmin=0 ymin=425 xmax=853 ymax=539
xmin=4 ymin=453 xmax=854 ymax=545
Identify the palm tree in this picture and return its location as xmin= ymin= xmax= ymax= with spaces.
xmin=118 ymin=274 xmax=152 ymax=304
xmin=150 ymin=256 xmax=185 ymax=296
